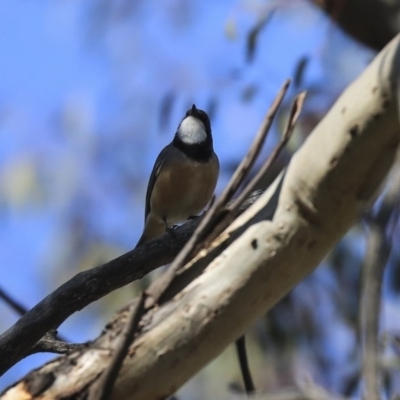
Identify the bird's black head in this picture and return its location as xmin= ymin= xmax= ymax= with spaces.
xmin=173 ymin=104 xmax=214 ymax=162
xmin=184 ymin=104 xmax=211 ymax=137
xmin=175 ymin=104 xmax=212 ymax=145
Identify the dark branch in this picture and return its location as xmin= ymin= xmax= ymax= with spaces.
xmin=0 ymin=191 xmax=263 ymax=377
xmin=0 ymin=217 xmax=197 ymax=377
xmin=28 ymin=330 xmax=85 ymax=355
xmin=235 ymin=336 xmax=255 ymax=394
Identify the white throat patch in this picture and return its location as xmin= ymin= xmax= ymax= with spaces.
xmin=177 ymin=116 xmax=207 ymax=144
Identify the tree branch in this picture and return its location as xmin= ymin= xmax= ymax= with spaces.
xmin=28 ymin=330 xmax=84 ymax=355
xmin=0 ymin=190 xmax=262 ymax=376
xmin=3 ymin=33 xmax=400 ymax=400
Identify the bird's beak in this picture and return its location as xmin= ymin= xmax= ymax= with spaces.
xmin=191 ymin=104 xmax=197 ymax=112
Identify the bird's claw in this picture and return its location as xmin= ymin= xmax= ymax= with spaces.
xmin=166 ymin=225 xmax=179 ymax=237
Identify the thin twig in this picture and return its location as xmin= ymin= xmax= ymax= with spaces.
xmin=206 ymin=91 xmax=306 ymax=246
xmin=146 ymin=79 xmax=291 ymax=306
xmin=235 ymin=336 xmax=255 ymax=394
xmin=88 ymin=292 xmax=147 ymax=400
xmin=360 ymin=169 xmax=400 ymax=399
xmin=0 ymin=287 xmax=28 ymax=315
xmin=229 ymin=91 xmax=306 ymax=215
xmin=29 ymin=330 xmax=84 ymax=355
xmin=0 ymin=286 xmax=70 ymax=345
xmin=360 ymin=222 xmax=387 ymax=400
xmin=214 ymin=79 xmax=291 ymax=208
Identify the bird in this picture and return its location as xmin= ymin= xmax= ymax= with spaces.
xmin=136 ymin=104 xmax=219 ymax=247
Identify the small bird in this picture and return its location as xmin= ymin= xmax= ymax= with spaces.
xmin=136 ymin=104 xmax=219 ymax=247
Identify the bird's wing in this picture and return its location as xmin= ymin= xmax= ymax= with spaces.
xmin=144 ymin=145 xmax=171 ymax=222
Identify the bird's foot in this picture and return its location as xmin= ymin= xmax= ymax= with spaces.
xmin=166 ymin=225 xmax=179 ymax=237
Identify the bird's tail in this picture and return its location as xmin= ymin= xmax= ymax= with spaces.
xmin=135 ymin=214 xmax=166 ymax=248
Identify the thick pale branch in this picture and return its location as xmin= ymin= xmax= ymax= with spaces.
xmin=2 ymin=33 xmax=400 ymax=400
xmin=107 ymin=33 xmax=400 ymax=399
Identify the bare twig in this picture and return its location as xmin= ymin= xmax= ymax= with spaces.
xmin=235 ymin=336 xmax=255 ymax=394
xmin=214 ymin=79 xmax=290 ymax=210
xmin=360 ymin=168 xmax=400 ymax=399
xmin=0 ymin=286 xmax=71 ymax=346
xmin=229 ymin=91 xmax=306 ymax=216
xmin=29 ymin=330 xmax=84 ymax=355
xmin=360 ymin=221 xmax=387 ymax=400
xmin=0 ymin=286 xmax=28 ymax=315
xmin=146 ymin=79 xmax=291 ymax=307
xmin=88 ymin=293 xmax=147 ymax=400
xmin=206 ymin=91 xmax=306 ymax=246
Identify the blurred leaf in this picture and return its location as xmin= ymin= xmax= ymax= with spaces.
xmin=241 ymin=84 xmax=258 ymax=103
xmin=0 ymin=157 xmax=43 ymax=208
xmin=159 ymin=91 xmax=176 ymax=132
xmin=224 ymin=18 xmax=237 ymax=40
xmin=247 ymin=10 xmax=275 ymax=63
xmin=293 ymin=56 xmax=309 ymax=88
xmin=207 ymin=96 xmax=218 ymax=121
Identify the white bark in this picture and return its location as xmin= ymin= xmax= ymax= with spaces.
xmin=3 ymin=33 xmax=400 ymax=400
